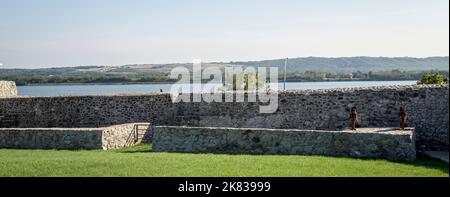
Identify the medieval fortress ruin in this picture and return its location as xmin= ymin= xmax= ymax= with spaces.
xmin=0 ymin=80 xmax=448 ymax=161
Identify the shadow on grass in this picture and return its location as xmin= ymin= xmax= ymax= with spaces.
xmin=400 ymin=156 xmax=449 ymax=174
xmin=117 ymin=149 xmax=153 ymax=153
xmin=116 ymin=143 xmax=448 ymax=174
xmin=0 ymin=147 xmax=101 ymax=152
xmin=114 ymin=143 xmax=153 ymax=153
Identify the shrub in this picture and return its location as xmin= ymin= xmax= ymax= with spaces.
xmin=417 ymin=72 xmax=449 ymax=85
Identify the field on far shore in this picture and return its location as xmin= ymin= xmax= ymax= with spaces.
xmin=0 ymin=144 xmax=448 ymax=177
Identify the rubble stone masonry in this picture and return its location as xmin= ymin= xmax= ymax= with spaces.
xmin=0 ymin=83 xmax=448 ymax=150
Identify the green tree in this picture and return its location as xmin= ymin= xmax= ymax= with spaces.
xmin=225 ymin=68 xmax=269 ymax=91
xmin=417 ymin=72 xmax=449 ymax=85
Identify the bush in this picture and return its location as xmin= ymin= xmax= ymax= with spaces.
xmin=417 ymin=72 xmax=449 ymax=85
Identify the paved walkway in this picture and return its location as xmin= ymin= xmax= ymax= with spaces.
xmin=424 ymin=151 xmax=449 ymax=163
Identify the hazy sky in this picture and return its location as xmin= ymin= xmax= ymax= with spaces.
xmin=0 ymin=0 xmax=448 ymax=68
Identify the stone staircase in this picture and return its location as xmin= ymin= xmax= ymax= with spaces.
xmin=124 ymin=123 xmax=151 ymax=147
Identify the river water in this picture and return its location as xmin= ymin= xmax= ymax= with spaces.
xmin=17 ymin=80 xmax=417 ymax=96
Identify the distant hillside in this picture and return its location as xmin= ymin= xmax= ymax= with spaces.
xmin=116 ymin=56 xmax=449 ymax=73
xmin=0 ymin=57 xmax=448 ymax=85
xmin=230 ymin=56 xmax=449 ymax=73
xmin=1 ymin=56 xmax=448 ymax=74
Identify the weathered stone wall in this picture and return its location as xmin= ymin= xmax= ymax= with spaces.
xmin=174 ymin=85 xmax=448 ymax=150
xmin=0 ymin=123 xmax=151 ymax=150
xmin=0 ymin=128 xmax=104 ymax=149
xmin=102 ymin=123 xmax=136 ymax=150
xmin=0 ymin=84 xmax=448 ymax=150
xmin=102 ymin=123 xmax=151 ymax=150
xmin=0 ymin=81 xmax=17 ymax=98
xmin=152 ymin=126 xmax=416 ymax=161
xmin=0 ymin=93 xmax=174 ymax=128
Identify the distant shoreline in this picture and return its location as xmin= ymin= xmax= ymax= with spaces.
xmin=18 ymin=81 xmax=173 ymax=86
xmin=16 ymin=79 xmax=419 ymax=86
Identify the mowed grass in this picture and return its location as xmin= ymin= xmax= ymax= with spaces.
xmin=0 ymin=144 xmax=448 ymax=177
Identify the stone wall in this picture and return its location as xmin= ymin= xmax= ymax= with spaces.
xmin=0 ymin=84 xmax=448 ymax=150
xmin=152 ymin=126 xmax=416 ymax=161
xmin=0 ymin=93 xmax=173 ymax=128
xmin=174 ymin=85 xmax=448 ymax=150
xmin=0 ymin=81 xmax=17 ymax=98
xmin=102 ymin=123 xmax=151 ymax=150
xmin=0 ymin=127 xmax=104 ymax=149
xmin=0 ymin=123 xmax=151 ymax=150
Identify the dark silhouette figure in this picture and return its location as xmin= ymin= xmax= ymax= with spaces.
xmin=160 ymin=89 xmax=163 ymax=93
xmin=399 ymin=107 xmax=407 ymax=130
xmin=350 ymin=107 xmax=359 ymax=130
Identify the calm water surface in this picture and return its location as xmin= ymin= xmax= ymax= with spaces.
xmin=17 ymin=81 xmax=417 ymax=97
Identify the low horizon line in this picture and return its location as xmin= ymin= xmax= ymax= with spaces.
xmin=1 ymin=55 xmax=448 ymax=69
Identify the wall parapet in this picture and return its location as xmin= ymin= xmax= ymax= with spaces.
xmin=0 ymin=123 xmax=151 ymax=150
xmin=0 ymin=127 xmax=104 ymax=149
xmin=152 ymin=126 xmax=416 ymax=161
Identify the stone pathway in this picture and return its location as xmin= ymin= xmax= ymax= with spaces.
xmin=424 ymin=151 xmax=449 ymax=163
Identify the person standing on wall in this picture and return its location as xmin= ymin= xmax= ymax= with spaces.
xmin=399 ymin=107 xmax=407 ymax=130
xmin=350 ymin=107 xmax=360 ymax=130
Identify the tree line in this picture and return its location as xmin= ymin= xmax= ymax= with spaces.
xmin=1 ymin=70 xmax=448 ymax=85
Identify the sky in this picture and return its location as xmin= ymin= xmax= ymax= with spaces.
xmin=0 ymin=0 xmax=449 ymax=68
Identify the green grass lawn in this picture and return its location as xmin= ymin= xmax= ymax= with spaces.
xmin=0 ymin=144 xmax=448 ymax=177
